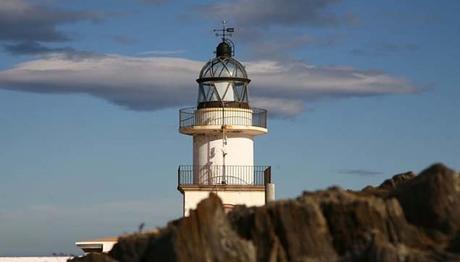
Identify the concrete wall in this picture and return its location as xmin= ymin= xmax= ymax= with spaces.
xmin=193 ymin=134 xmax=254 ymax=184
xmin=194 ymin=108 xmax=253 ymax=126
xmin=193 ymin=134 xmax=254 ymax=166
xmin=75 ymin=239 xmax=116 ymax=253
xmin=182 ymin=107 xmax=266 ymax=216
xmin=183 ymin=190 xmax=265 ymax=216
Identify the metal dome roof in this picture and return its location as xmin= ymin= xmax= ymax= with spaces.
xmin=198 ymin=56 xmax=248 ymax=81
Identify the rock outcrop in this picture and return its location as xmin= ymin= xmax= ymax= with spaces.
xmin=70 ymin=163 xmax=460 ymax=262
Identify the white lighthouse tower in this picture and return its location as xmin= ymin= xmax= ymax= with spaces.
xmin=177 ymin=25 xmax=273 ymax=216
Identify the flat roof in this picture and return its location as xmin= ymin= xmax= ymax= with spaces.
xmin=75 ymin=236 xmax=118 ymax=243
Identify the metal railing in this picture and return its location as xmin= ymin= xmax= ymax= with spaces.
xmin=178 ymin=165 xmax=271 ymax=186
xmin=179 ymin=107 xmax=267 ymax=129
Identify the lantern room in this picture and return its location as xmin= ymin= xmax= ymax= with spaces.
xmin=197 ymin=41 xmax=250 ymax=109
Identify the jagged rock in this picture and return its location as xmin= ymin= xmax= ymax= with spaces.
xmin=448 ymin=233 xmax=460 ymax=254
xmin=109 ymin=231 xmax=161 ymax=262
xmin=110 ymin=193 xmax=256 ymax=262
xmin=306 ymin=189 xmax=432 ymax=258
xmin=379 ymin=171 xmax=416 ymax=191
xmin=229 ymin=197 xmax=337 ymax=261
xmin=390 ymin=164 xmax=460 ymax=236
xmin=75 ymin=163 xmax=460 ymax=262
xmin=361 ymin=171 xmax=416 ymax=198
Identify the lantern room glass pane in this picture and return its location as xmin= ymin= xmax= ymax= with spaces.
xmin=198 ymin=82 xmax=248 ymax=103
xmin=214 ymin=82 xmax=234 ymax=101
xmin=233 ymin=84 xmax=248 ymax=102
xmin=198 ymin=84 xmax=217 ymax=103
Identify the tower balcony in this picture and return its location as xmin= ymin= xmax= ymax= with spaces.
xmin=177 ymin=165 xmax=272 ymax=192
xmin=179 ymin=107 xmax=267 ymax=135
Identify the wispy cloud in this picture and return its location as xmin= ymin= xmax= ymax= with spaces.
xmin=197 ymin=0 xmax=351 ymax=27
xmin=0 ymin=0 xmax=108 ymax=55
xmin=194 ymin=0 xmax=357 ymax=59
xmin=3 ymin=41 xmax=76 ymax=55
xmin=0 ymin=53 xmax=415 ymax=117
xmin=138 ymin=50 xmax=186 ymax=56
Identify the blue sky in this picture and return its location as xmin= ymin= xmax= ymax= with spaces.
xmin=0 ymin=0 xmax=459 ymax=256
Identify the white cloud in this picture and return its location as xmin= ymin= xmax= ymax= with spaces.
xmin=197 ymin=0 xmax=345 ymax=27
xmin=193 ymin=0 xmax=358 ymax=59
xmin=138 ymin=49 xmax=186 ymax=56
xmin=251 ymin=97 xmax=305 ymax=117
xmin=0 ymin=0 xmax=106 ymax=43
xmin=0 ymin=54 xmax=416 ymax=116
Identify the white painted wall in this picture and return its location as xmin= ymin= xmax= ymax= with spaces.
xmin=193 ymin=134 xmax=254 ymax=166
xmin=183 ymin=191 xmax=265 ymax=216
xmin=75 ymin=240 xmax=116 ymax=253
xmin=194 ymin=108 xmax=253 ymax=126
xmin=193 ymin=134 xmax=254 ymax=184
xmin=181 ymin=107 xmax=267 ymax=216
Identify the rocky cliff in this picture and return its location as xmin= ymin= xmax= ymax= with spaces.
xmin=71 ymin=163 xmax=460 ymax=262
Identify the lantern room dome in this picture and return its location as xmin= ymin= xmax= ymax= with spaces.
xmin=198 ymin=56 xmax=248 ymax=80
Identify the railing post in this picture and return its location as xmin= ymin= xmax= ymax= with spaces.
xmin=180 ymin=107 xmax=267 ymax=129
xmin=264 ymin=166 xmax=275 ymax=203
xmin=264 ymin=166 xmax=272 ymax=185
xmin=178 ymin=166 xmax=181 ymax=186
xmin=179 ymin=165 xmax=271 ymax=186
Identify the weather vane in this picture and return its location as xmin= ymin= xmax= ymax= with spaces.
xmin=213 ymin=21 xmax=234 ymax=42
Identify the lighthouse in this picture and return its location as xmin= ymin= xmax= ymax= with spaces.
xmin=177 ymin=25 xmax=274 ymax=216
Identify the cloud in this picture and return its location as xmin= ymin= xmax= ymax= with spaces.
xmin=251 ymin=97 xmax=305 ymax=118
xmin=239 ymin=34 xmax=318 ymax=60
xmin=0 ymin=54 xmax=198 ymax=110
xmin=0 ymin=0 xmax=107 ymax=54
xmin=338 ymin=169 xmax=384 ymax=176
xmin=198 ymin=0 xmax=348 ymax=27
xmin=0 ymin=53 xmax=416 ymax=117
xmin=3 ymin=41 xmax=76 ymax=55
xmin=138 ymin=50 xmax=186 ymax=56
xmin=195 ymin=0 xmax=356 ymax=59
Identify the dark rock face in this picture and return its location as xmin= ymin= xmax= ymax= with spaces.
xmin=71 ymin=163 xmax=460 ymax=262
xmin=391 ymin=164 xmax=460 ymax=236
xmin=111 ymin=194 xmax=254 ymax=262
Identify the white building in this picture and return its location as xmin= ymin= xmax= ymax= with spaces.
xmin=177 ymin=28 xmax=275 ymax=216
xmin=75 ymin=237 xmax=117 ymax=253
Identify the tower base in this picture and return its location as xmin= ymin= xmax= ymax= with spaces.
xmin=178 ymin=185 xmax=265 ymax=216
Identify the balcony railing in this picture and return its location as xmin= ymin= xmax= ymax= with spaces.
xmin=179 ymin=107 xmax=267 ymax=129
xmin=178 ymin=165 xmax=271 ymax=186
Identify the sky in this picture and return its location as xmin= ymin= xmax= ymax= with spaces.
xmin=0 ymin=0 xmax=459 ymax=256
